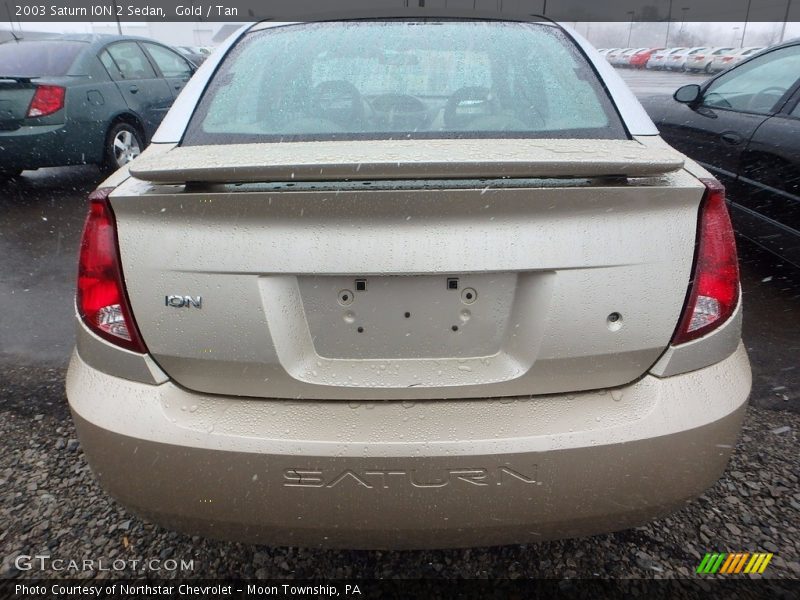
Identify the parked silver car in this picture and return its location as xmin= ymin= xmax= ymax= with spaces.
xmin=685 ymin=46 xmax=737 ymax=73
xmin=708 ymin=46 xmax=765 ymax=73
xmin=646 ymin=47 xmax=687 ymax=70
xmin=66 ymin=18 xmax=751 ymax=549
xmin=665 ymin=46 xmax=708 ymax=71
xmin=604 ymin=47 xmax=627 ymax=64
xmin=611 ymin=47 xmax=645 ymax=67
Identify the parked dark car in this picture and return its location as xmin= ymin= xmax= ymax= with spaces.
xmin=0 ymin=34 xmax=196 ymax=180
xmin=642 ymin=41 xmax=800 ymax=268
xmin=176 ymin=46 xmax=207 ymax=66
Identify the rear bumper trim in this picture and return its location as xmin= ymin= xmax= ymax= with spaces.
xmin=67 ymin=343 xmax=751 ymax=549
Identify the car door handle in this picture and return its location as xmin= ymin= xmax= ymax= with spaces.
xmin=129 ymin=85 xmax=139 ymax=94
xmin=720 ymin=132 xmax=744 ymax=145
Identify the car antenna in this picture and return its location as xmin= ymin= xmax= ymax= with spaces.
xmin=4 ymin=2 xmax=22 ymax=40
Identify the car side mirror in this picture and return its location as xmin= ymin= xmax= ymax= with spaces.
xmin=674 ymin=84 xmax=702 ymax=104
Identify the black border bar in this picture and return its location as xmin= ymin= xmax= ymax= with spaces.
xmin=2 ymin=0 xmax=800 ymax=23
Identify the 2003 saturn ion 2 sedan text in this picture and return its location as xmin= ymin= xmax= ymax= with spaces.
xmin=66 ymin=17 xmax=752 ymax=549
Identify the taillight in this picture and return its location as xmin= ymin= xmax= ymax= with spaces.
xmin=26 ymin=85 xmax=66 ymax=118
xmin=671 ymin=179 xmax=739 ymax=345
xmin=77 ymin=187 xmax=147 ymax=353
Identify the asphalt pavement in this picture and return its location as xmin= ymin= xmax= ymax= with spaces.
xmin=0 ymin=166 xmax=94 ymax=366
xmin=0 ymin=69 xmax=798 ymax=579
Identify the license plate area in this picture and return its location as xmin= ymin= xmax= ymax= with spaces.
xmin=298 ymin=274 xmax=516 ymax=359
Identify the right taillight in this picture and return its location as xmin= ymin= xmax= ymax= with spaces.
xmin=77 ymin=188 xmax=147 ymax=353
xmin=671 ymin=178 xmax=740 ymax=345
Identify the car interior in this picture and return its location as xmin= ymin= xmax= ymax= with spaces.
xmin=190 ymin=22 xmax=621 ymax=141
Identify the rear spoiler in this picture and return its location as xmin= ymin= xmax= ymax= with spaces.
xmin=0 ymin=76 xmax=35 ymax=84
xmin=130 ymin=138 xmax=684 ymax=184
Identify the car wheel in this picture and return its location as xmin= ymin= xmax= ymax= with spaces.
xmin=704 ymin=63 xmax=713 ymax=74
xmin=102 ymin=122 xmax=143 ymax=173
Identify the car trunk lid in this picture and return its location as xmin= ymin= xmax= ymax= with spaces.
xmin=113 ymin=139 xmax=701 ymax=400
xmin=0 ymin=77 xmax=36 ymax=130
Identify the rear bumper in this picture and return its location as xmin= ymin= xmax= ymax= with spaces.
xmin=67 ymin=343 xmax=751 ymax=549
xmin=0 ymin=123 xmax=74 ymax=170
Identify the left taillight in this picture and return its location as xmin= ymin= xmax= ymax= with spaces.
xmin=77 ymin=187 xmax=147 ymax=353
xmin=26 ymin=85 xmax=66 ymax=118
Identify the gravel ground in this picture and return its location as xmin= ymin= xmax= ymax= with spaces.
xmin=1 ymin=364 xmax=798 ymax=580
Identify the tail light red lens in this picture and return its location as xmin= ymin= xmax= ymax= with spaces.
xmin=77 ymin=188 xmax=147 ymax=353
xmin=672 ymin=179 xmax=740 ymax=345
xmin=26 ymin=85 xmax=66 ymax=118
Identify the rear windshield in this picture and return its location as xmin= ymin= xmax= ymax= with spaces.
xmin=183 ymin=20 xmax=627 ymax=144
xmin=0 ymin=40 xmax=86 ymax=77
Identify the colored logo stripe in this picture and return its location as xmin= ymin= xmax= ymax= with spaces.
xmin=744 ymin=553 xmax=773 ymax=574
xmin=732 ymin=553 xmax=750 ymax=573
xmin=697 ymin=553 xmax=725 ymax=574
xmin=697 ymin=553 xmax=774 ymax=574
xmin=720 ymin=553 xmax=738 ymax=574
